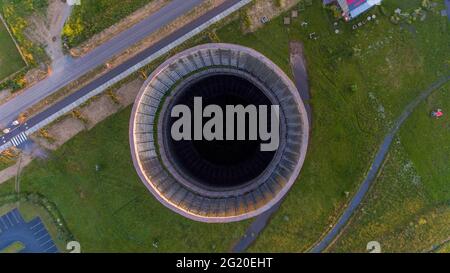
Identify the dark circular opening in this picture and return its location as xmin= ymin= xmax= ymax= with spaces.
xmin=166 ymin=74 xmax=276 ymax=189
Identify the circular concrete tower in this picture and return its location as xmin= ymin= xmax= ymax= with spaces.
xmin=130 ymin=43 xmax=309 ymax=222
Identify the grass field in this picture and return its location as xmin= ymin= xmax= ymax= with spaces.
xmin=0 ymin=0 xmax=448 ymax=252
xmin=330 ymin=84 xmax=450 ymax=252
xmin=63 ymin=0 xmax=154 ymax=48
xmin=0 ymin=108 xmax=249 ymax=252
xmin=0 ymin=161 xmax=13 ymax=171
xmin=0 ymin=20 xmax=26 ymax=81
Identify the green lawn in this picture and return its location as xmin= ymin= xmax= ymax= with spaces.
xmin=331 ymin=84 xmax=450 ymax=252
xmin=63 ymin=0 xmax=154 ymax=47
xmin=0 ymin=21 xmax=25 ymax=81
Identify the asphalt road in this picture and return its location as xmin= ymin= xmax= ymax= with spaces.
xmin=1 ymin=0 xmax=246 ymax=148
xmin=310 ymin=74 xmax=450 ymax=253
xmin=0 ymin=0 xmax=203 ymax=127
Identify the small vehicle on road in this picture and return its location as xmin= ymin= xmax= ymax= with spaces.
xmin=2 ymin=128 xmax=10 ymax=134
xmin=12 ymin=120 xmax=20 ymax=126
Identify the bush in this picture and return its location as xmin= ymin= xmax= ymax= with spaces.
xmin=349 ymin=84 xmax=358 ymax=93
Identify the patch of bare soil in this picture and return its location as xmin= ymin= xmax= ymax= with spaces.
xmin=32 ymin=116 xmax=85 ymax=150
xmin=114 ymin=78 xmax=145 ymax=106
xmin=70 ymin=0 xmax=170 ymax=57
xmin=79 ymin=95 xmax=121 ymax=129
xmin=245 ymin=0 xmax=300 ymax=32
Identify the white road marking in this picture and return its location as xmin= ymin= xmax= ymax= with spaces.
xmin=10 ymin=132 xmax=28 ymax=147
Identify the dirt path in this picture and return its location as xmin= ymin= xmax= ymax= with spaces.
xmin=428 ymin=236 xmax=450 ymax=252
xmin=47 ymin=1 xmax=72 ymax=63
